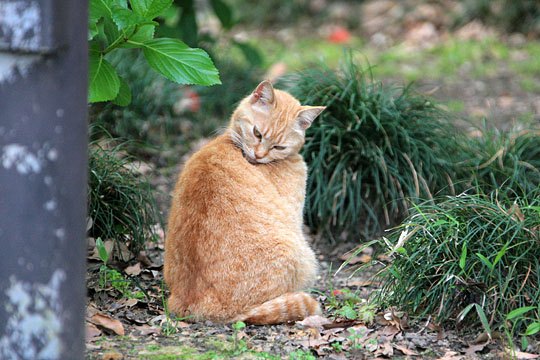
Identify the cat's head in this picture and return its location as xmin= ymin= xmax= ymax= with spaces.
xmin=229 ymin=80 xmax=325 ymax=164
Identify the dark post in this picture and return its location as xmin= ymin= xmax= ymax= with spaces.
xmin=0 ymin=0 xmax=88 ymax=358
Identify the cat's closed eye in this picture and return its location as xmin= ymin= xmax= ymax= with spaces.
xmin=272 ymin=145 xmax=286 ymax=150
xmin=253 ymin=126 xmax=262 ymax=140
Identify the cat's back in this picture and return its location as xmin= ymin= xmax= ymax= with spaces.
xmin=176 ymin=133 xmax=263 ymax=196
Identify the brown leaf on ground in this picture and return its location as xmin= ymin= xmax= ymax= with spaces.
xmin=322 ymin=319 xmax=361 ymax=330
xmin=134 ymin=324 xmax=161 ymax=336
xmin=298 ymin=336 xmax=328 ymax=349
xmin=376 ymin=254 xmax=392 ymax=262
xmin=394 ymin=344 xmax=419 ymax=356
xmin=380 ymin=324 xmax=401 ymax=339
xmin=348 ymin=280 xmax=378 ymax=288
xmin=90 ymin=313 xmax=125 ymax=336
xmin=437 ymin=351 xmax=464 ymax=360
xmin=86 ymin=322 xmax=102 ymax=342
xmin=339 ymin=253 xmax=372 ymax=265
xmin=102 ymin=351 xmax=123 ymax=360
xmin=86 ymin=304 xmax=99 ymax=318
xmin=375 ymin=340 xmax=393 ymax=357
xmin=297 ymin=315 xmax=332 ymax=329
xmin=122 ymin=298 xmax=138 ymax=308
xmin=376 ymin=308 xmax=408 ymax=330
xmin=427 ymin=321 xmax=445 ymax=340
xmin=471 ymin=332 xmax=491 ymax=344
xmin=116 ymin=241 xmax=134 ymax=262
xmin=464 ymin=341 xmax=489 ymax=356
xmin=137 ymin=251 xmax=154 ymax=267
xmin=124 ymin=262 xmax=142 ymax=276
xmin=500 ymin=350 xmax=540 ymax=359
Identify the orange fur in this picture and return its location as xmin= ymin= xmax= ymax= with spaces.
xmin=164 ymin=80 xmax=325 ymax=324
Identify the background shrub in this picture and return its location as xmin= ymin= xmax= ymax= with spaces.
xmin=456 ymin=0 xmax=540 ymax=36
xmin=284 ymin=55 xmax=460 ymax=240
xmin=88 ymin=141 xmax=162 ymax=257
xmin=375 ymin=189 xmax=540 ymax=336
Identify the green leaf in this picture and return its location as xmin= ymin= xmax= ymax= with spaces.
xmin=457 ymin=303 xmax=475 ymax=323
xmin=339 ymin=305 xmax=357 ymax=320
xmin=474 ymin=304 xmax=491 ymax=338
xmin=111 ymin=6 xmax=145 ymax=30
xmin=492 ymin=241 xmax=509 ymax=268
xmin=121 ymin=25 xmax=155 ymax=48
xmin=140 ymin=38 xmax=220 ymax=86
xmin=89 ymin=22 xmax=99 ymax=40
xmin=506 ymin=306 xmax=536 ymax=321
xmin=131 ymin=0 xmax=173 ymax=20
xmin=96 ymin=237 xmax=109 ymax=264
xmin=232 ymin=321 xmax=246 ymax=330
xmin=89 ymin=52 xmax=120 ymax=102
xmin=459 ymin=242 xmax=467 ymax=270
xmin=476 ymin=253 xmax=493 ymax=270
xmin=525 ymin=322 xmax=540 ymax=336
xmin=521 ymin=336 xmax=529 ymax=351
xmin=102 ymin=17 xmax=121 ymax=45
xmin=209 ymin=0 xmax=234 ymax=29
xmin=233 ymin=41 xmax=263 ymax=67
xmin=90 ymin=0 xmax=113 ymax=22
xmin=112 ymin=76 xmax=132 ymax=106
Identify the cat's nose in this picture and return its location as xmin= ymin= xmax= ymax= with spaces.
xmin=255 ymin=150 xmax=268 ymax=159
xmin=255 ymin=147 xmax=268 ymax=159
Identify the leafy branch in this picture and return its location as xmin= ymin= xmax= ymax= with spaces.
xmin=88 ymin=0 xmax=221 ymax=105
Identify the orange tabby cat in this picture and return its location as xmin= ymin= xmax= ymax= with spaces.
xmin=164 ymin=80 xmax=325 ymax=324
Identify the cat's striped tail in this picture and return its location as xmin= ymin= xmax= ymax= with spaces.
xmin=236 ymin=292 xmax=321 ymax=325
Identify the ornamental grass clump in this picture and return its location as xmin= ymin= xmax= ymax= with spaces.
xmin=284 ymin=54 xmax=460 ymax=240
xmin=458 ymin=128 xmax=540 ymax=195
xmin=375 ymin=190 xmax=540 ymax=335
xmin=88 ymin=143 xmax=162 ymax=256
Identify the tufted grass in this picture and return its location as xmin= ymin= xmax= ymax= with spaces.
xmin=283 ymin=53 xmax=460 ymax=240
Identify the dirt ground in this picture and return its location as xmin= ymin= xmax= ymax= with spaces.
xmin=85 ymin=229 xmax=540 ymax=359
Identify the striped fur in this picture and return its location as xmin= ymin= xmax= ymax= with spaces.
xmin=164 ymin=81 xmax=325 ymax=325
xmin=237 ymin=292 xmax=322 ymax=325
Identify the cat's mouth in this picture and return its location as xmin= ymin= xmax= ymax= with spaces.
xmin=241 ymin=149 xmax=269 ymax=165
xmin=243 ymin=151 xmax=260 ymax=165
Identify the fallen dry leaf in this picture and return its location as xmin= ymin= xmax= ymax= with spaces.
xmin=427 ymin=321 xmax=445 ymax=340
xmin=437 ymin=351 xmax=463 ymax=360
xmin=122 ymin=298 xmax=138 ymax=308
xmin=375 ymin=340 xmax=393 ymax=357
xmin=464 ymin=341 xmax=489 ymax=356
xmin=501 ymin=349 xmax=540 ymax=359
xmin=90 ymin=313 xmax=125 ymax=336
xmin=297 ymin=315 xmax=332 ymax=329
xmin=134 ymin=324 xmax=161 ymax=336
xmin=124 ymin=262 xmax=142 ymax=276
xmin=377 ymin=308 xmax=408 ymax=330
xmin=137 ymin=251 xmax=153 ymax=267
xmin=298 ymin=336 xmax=328 ymax=349
xmin=394 ymin=344 xmax=419 ymax=356
xmin=102 ymin=351 xmax=123 ymax=360
xmin=339 ymin=253 xmax=372 ymax=265
xmin=85 ymin=322 xmax=102 ymax=342
xmin=380 ymin=325 xmax=401 ymax=339
xmin=471 ymin=332 xmax=491 ymax=344
xmin=348 ymin=280 xmax=377 ymax=288
xmin=86 ymin=304 xmax=99 ymax=318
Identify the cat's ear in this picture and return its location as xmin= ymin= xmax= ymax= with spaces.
xmin=297 ymin=106 xmax=326 ymax=130
xmin=250 ymin=80 xmax=275 ymax=106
